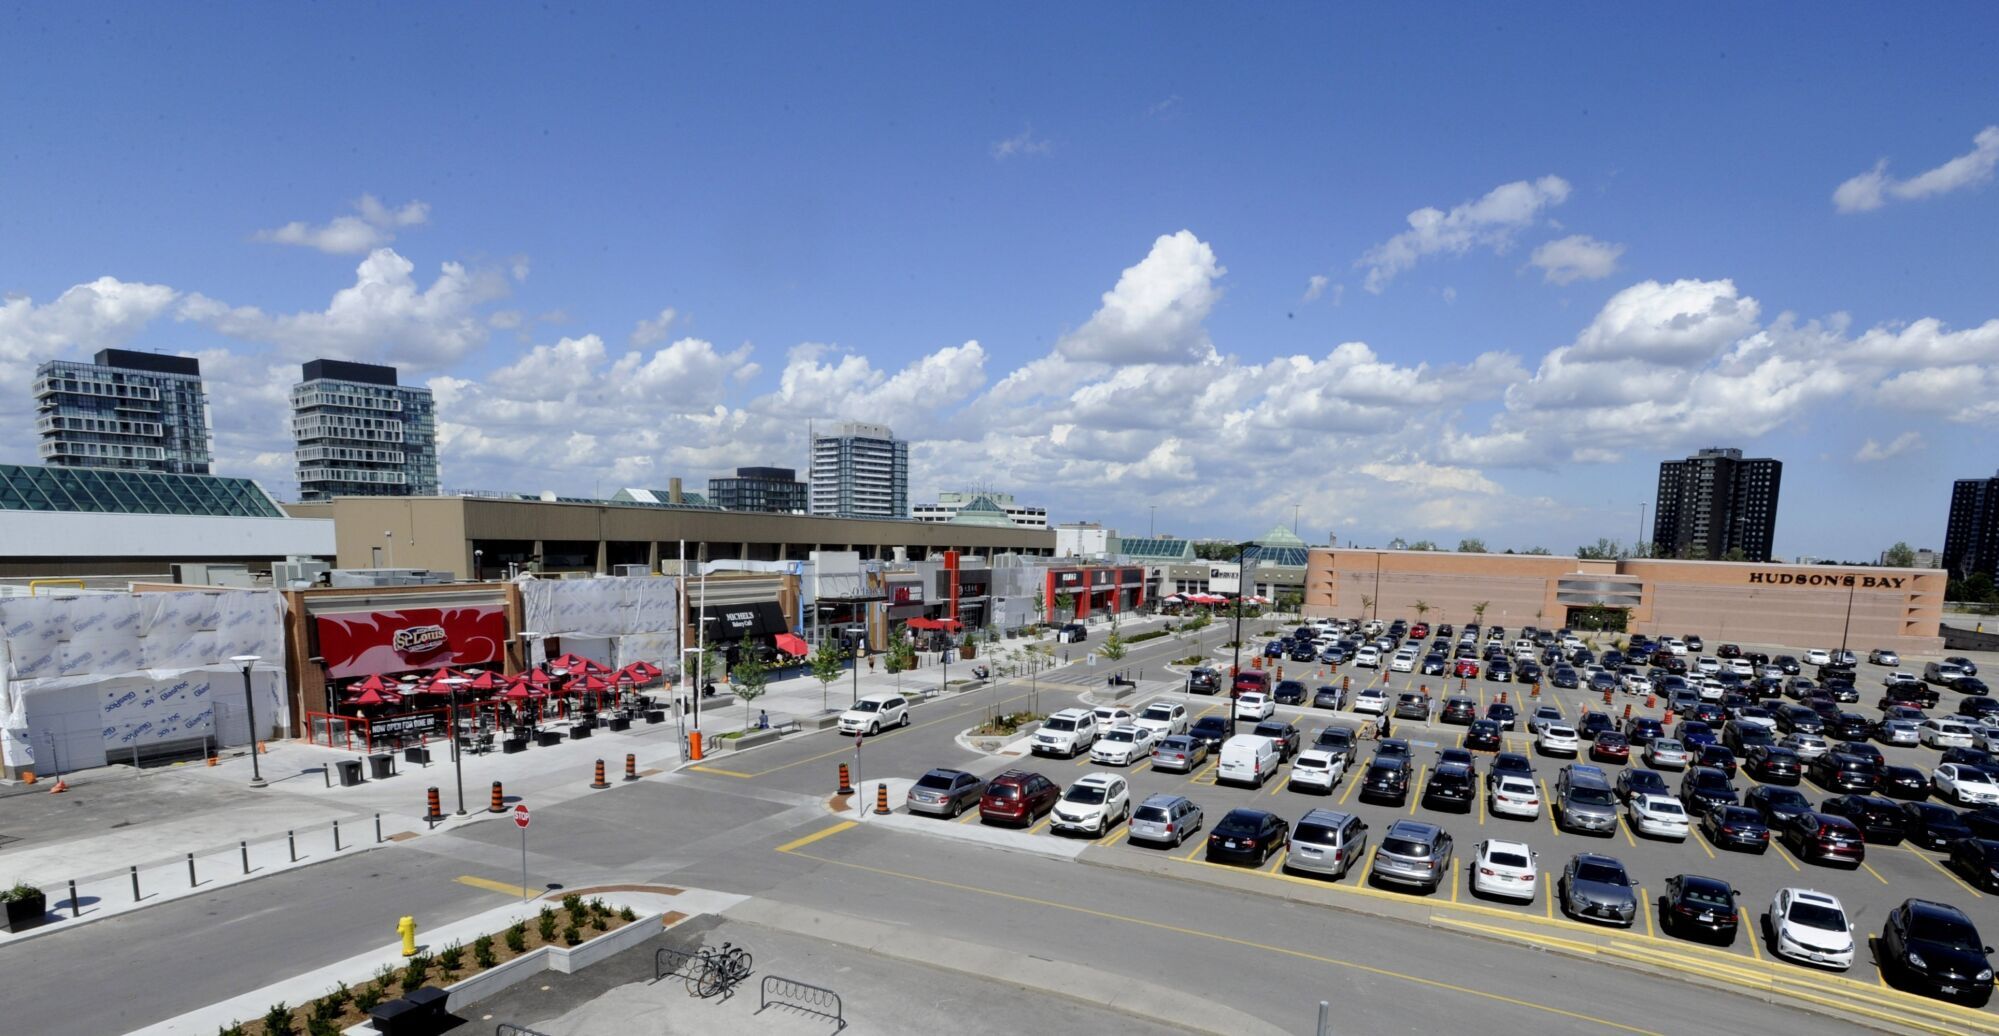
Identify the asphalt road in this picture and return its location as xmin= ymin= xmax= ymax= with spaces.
xmin=17 ymin=621 xmax=1999 ymax=1036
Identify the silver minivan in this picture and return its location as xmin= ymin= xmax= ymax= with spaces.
xmin=1128 ymin=793 xmax=1203 ymax=848
xmin=1286 ymin=808 xmax=1367 ymax=879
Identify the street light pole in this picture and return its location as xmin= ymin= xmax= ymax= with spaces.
xmin=1838 ymin=581 xmax=1857 ymax=657
xmin=443 ymin=676 xmax=469 ymax=815
xmin=1230 ymin=541 xmax=1256 ymax=730
xmin=229 ymin=655 xmax=265 ymax=788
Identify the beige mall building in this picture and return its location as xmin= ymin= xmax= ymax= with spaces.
xmin=1303 ymin=550 xmax=1945 ymax=655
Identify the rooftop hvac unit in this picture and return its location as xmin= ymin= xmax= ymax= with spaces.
xmin=272 ymin=558 xmax=331 ymax=588
xmin=613 ymin=564 xmax=652 ymax=577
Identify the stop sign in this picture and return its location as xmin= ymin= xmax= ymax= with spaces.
xmin=513 ymin=804 xmax=530 ymax=829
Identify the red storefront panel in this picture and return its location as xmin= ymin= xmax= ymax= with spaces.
xmin=315 ymin=606 xmax=508 ymax=678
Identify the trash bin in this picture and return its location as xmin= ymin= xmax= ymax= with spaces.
xmin=367 ymin=752 xmax=396 ymax=780
xmin=403 ymin=745 xmax=431 ymax=766
xmin=336 ymin=758 xmax=365 ymax=787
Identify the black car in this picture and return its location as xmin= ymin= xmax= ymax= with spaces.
xmin=1188 ymin=668 xmax=1221 ymax=695
xmin=1251 ymin=720 xmax=1301 ymax=760
xmin=1784 ymin=811 xmax=1867 ymax=868
xmin=1879 ymin=898 xmax=1995 ymax=1006
xmin=1188 ymin=715 xmax=1232 ymax=752
xmin=1821 ymin=794 xmax=1908 ymax=844
xmin=1748 ymin=784 xmax=1815 ymax=827
xmin=1960 ymin=697 xmax=1999 ymax=720
xmin=1691 ymin=702 xmax=1727 ymax=726
xmin=1701 ymin=805 xmax=1769 ymax=853
xmin=1516 ymin=662 xmax=1543 ymax=685
xmin=1486 ymin=752 xmax=1535 ymax=791
xmin=1681 ymin=766 xmax=1739 ymax=817
xmin=1313 ymin=725 xmax=1358 ymax=766
xmin=1661 ymin=873 xmax=1739 ymax=945
xmin=1901 ymin=801 xmax=1973 ymax=851
xmin=1205 ymin=808 xmax=1289 ymax=866
xmin=1441 ymin=697 xmax=1478 ymax=725
xmin=1879 ymin=765 xmax=1931 ymax=801
xmin=1744 ymin=745 xmax=1801 ymax=785
xmin=1834 ymin=740 xmax=1886 ymax=767
xmin=1423 ymin=762 xmax=1476 ymax=813
xmin=1551 ymin=666 xmax=1580 ymax=689
xmin=1942 ymin=747 xmax=1996 ymax=768
xmin=1625 ymin=717 xmax=1664 ymax=747
xmin=1696 ymin=744 xmax=1737 ymax=778
xmin=1487 ymin=659 xmax=1514 ymax=683
xmin=1809 ymin=752 xmax=1880 ymax=793
xmin=1273 ymin=679 xmax=1308 ymax=705
xmin=1776 ymin=706 xmax=1823 ymax=734
xmin=1360 ymin=757 xmax=1412 ymax=805
xmin=1289 ymin=641 xmax=1319 ymax=662
xmin=1576 ymin=711 xmax=1614 ymax=740
xmin=1724 ymin=724 xmax=1776 ymax=753
xmin=1421 ymin=653 xmax=1448 ymax=676
xmin=1960 ymin=677 xmax=1992 ymax=697
xmin=1774 ymin=655 xmax=1801 ymax=675
xmin=1617 ymin=767 xmax=1670 ymax=804
xmin=1486 ymin=702 xmax=1518 ymax=731
xmin=1463 ymin=719 xmax=1503 ymax=752
xmin=1601 ymin=649 xmax=1626 ymax=669
xmin=1377 ymin=738 xmax=1413 ymax=761
xmin=1824 ymin=712 xmax=1872 ymax=742
xmin=1951 ymin=838 xmax=1999 ymax=892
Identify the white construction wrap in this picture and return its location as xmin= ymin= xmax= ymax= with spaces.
xmin=0 ymin=590 xmax=289 ymax=773
xmin=520 ymin=577 xmax=681 ymax=674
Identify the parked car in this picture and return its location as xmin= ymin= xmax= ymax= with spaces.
xmin=1768 ymin=887 xmax=1855 ymax=970
xmin=1441 ymin=697 xmax=1478 ymax=725
xmin=1205 ymin=808 xmax=1289 ymax=866
xmin=1744 ymin=745 xmax=1802 ymax=785
xmin=1352 ymin=688 xmax=1388 ymax=715
xmin=1933 ymin=763 xmax=1999 ymax=807
xmin=1032 ymin=708 xmax=1099 ymax=757
xmin=906 ymin=767 xmax=986 ymax=818
xmin=1188 ymin=667 xmax=1222 ymax=694
xmin=1312 ymin=685 xmax=1346 ymax=710
xmin=1393 ymin=692 xmax=1430 ymax=721
xmin=1463 ymin=719 xmax=1503 ymax=752
xmin=1783 ymin=812 xmax=1867 ymax=868
xmin=1285 ymin=808 xmax=1368 ymax=879
xmin=1422 ymin=762 xmax=1477 ymax=813
xmin=1486 ymin=702 xmax=1518 ymax=731
xmin=1560 ymin=852 xmax=1638 ymax=927
xmin=1879 ymin=898 xmax=1994 ymax=1006
xmin=1680 ymin=766 xmax=1740 ymax=818
xmin=1922 ymin=719 xmax=1980 ymax=750
xmin=1630 ymin=793 xmax=1691 ymax=840
xmin=1556 ymin=764 xmax=1620 ymax=836
xmin=1748 ymin=784 xmax=1815 ymax=827
xmin=1312 ymin=724 xmax=1359 ymax=766
xmin=1089 ymin=724 xmax=1158 ymax=766
xmin=1808 ymin=752 xmax=1880 ymax=794
xmin=1235 ymin=692 xmax=1276 ymax=722
xmin=1128 ymin=793 xmax=1203 ymax=848
xmin=1819 ymin=794 xmax=1909 ymax=845
xmin=1370 ymin=820 xmax=1453 ymax=893
xmin=1486 ymin=752 xmax=1536 ymax=792
xmin=1286 ymin=749 xmax=1344 ymax=794
xmin=1470 ymin=838 xmax=1539 ymax=902
xmin=978 ymin=769 xmax=1059 ymax=826
xmin=1900 ymin=801 xmax=1973 ymax=851
xmin=1878 ymin=765 xmax=1931 ymax=801
xmin=1187 ymin=715 xmax=1233 ymax=754
xmin=1702 ymin=804 xmax=1770 ymax=853
xmin=1489 ymin=775 xmax=1543 ymax=819
xmin=1616 ymin=767 xmax=1669 ymax=804
xmin=1662 ymin=873 xmax=1739 ymax=944
xmin=1051 ymin=773 xmax=1130 ymax=836
xmin=1217 ymin=734 xmax=1282 ymax=788
xmin=1590 ymin=730 xmax=1631 ymax=764
xmin=1150 ymin=734 xmax=1207 ymax=774
xmin=1644 ymin=737 xmax=1691 ymax=771
xmin=1359 ymin=756 xmax=1412 ymax=805
xmin=1950 ymin=837 xmax=1999 ymax=892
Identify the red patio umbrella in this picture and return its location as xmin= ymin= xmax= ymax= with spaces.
xmin=624 ymin=660 xmax=662 ymax=681
xmin=353 ymin=674 xmax=393 ymax=693
xmin=526 ymin=668 xmax=554 ymax=686
xmin=773 ymin=633 xmax=809 ymax=657
xmin=463 ymin=671 xmax=503 ymax=692
xmin=568 ymin=674 xmax=610 ymax=693
xmin=429 ymin=666 xmax=468 ymax=683
xmin=546 ymin=653 xmax=590 ymax=672
xmin=349 ymin=688 xmax=389 ymax=706
xmin=500 ymin=685 xmax=535 ymax=701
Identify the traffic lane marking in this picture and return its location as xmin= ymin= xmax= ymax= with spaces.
xmin=781 ymin=847 xmax=1669 ymax=1036
xmin=1898 ymin=843 xmax=1982 ymax=898
xmin=775 ymin=820 xmax=859 ymax=853
xmin=688 ymin=765 xmax=756 ymax=778
xmin=1859 ymin=860 xmax=1890 ymax=885
xmin=740 ymin=687 xmax=1049 ymax=778
xmin=456 ymin=874 xmax=532 ymax=897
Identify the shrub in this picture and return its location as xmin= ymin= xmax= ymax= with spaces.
xmin=537 ymin=909 xmax=557 ymax=941
xmin=473 ymin=934 xmax=497 ymax=968
xmin=562 ymin=925 xmax=582 ymax=946
xmin=307 ymin=1018 xmax=342 ymax=1036
xmin=590 ymin=914 xmax=608 ymax=931
xmin=506 ymin=924 xmax=528 ymax=953
xmin=261 ymin=1002 xmax=295 ymax=1036
xmin=352 ymin=983 xmax=383 ymax=1014
xmin=590 ymin=897 xmax=610 ymax=918
xmin=400 ymin=955 xmax=431 ymax=995
xmin=216 ymin=1024 xmax=247 ymax=1036
xmin=618 ymin=906 xmax=637 ymax=922
xmin=560 ymin=893 xmax=583 ymax=915
xmin=435 ymin=941 xmax=464 ymax=974
xmin=1 ymin=882 xmax=42 ymax=903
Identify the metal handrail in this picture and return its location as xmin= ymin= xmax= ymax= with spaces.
xmin=758 ymin=974 xmax=845 ymax=1030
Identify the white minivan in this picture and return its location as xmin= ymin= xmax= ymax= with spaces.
xmin=1217 ymin=734 xmax=1281 ymax=788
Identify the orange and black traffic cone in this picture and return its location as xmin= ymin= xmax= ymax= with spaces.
xmin=838 ymin=763 xmax=854 ymax=795
xmin=624 ymin=753 xmax=638 ymax=782
xmin=874 ymin=782 xmax=891 ymax=815
xmin=590 ymin=758 xmax=610 ymax=789
xmin=426 ymin=786 xmax=443 ymax=821
xmin=489 ymin=780 xmax=505 ymax=813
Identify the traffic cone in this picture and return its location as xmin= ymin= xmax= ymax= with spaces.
xmin=624 ymin=753 xmax=638 ymax=782
xmin=838 ymin=763 xmax=855 ymax=795
xmin=1646 ymin=693 xmax=1657 ymax=709
xmin=49 ymin=776 xmax=68 ymax=794
xmin=590 ymin=758 xmax=610 ymax=790
xmin=489 ymin=781 xmax=505 ymax=813
xmin=425 ymin=786 xmax=443 ymax=821
xmin=1623 ymin=703 xmax=1633 ymax=720
xmin=874 ymin=782 xmax=891 ymax=815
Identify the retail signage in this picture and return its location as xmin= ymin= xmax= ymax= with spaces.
xmin=1208 ymin=565 xmax=1241 ymax=593
xmin=1055 ymin=571 xmax=1084 ymax=587
xmin=891 ymin=583 xmax=925 ymax=604
xmin=369 ymin=711 xmax=442 ymax=738
xmin=1747 ymin=572 xmax=1907 ymax=589
xmin=315 ymin=606 xmax=508 ymax=678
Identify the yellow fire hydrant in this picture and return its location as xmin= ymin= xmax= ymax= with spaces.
xmin=398 ymin=915 xmax=418 ymax=957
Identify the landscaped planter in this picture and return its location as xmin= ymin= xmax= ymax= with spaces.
xmin=1 ymin=889 xmax=47 ymax=933
xmin=964 ymin=720 xmax=1040 ymax=753
xmin=714 ymin=729 xmax=783 ymax=752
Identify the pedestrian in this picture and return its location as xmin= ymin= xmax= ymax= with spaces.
xmin=1379 ymin=713 xmax=1394 ymax=740
xmin=758 ymin=709 xmax=769 ymax=730
xmin=868 ymin=654 xmax=877 ymax=673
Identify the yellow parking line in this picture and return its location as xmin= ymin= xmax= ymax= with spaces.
xmin=1189 ymin=759 xmax=1219 ymax=784
xmin=1539 ymin=780 xmax=1559 ymax=837
xmin=1901 ymin=844 xmax=1982 ymax=898
xmin=1337 ymin=770 xmax=1362 ymax=806
xmin=1409 ymin=768 xmax=1427 ymax=815
xmin=1768 ymin=838 xmax=1803 ymax=872
xmin=1617 ymin=816 xmax=1637 ymax=848
xmin=1450 ymin=859 xmax=1461 ymax=903
xmin=774 ymin=820 xmax=857 ymax=854
xmin=688 ymin=765 xmax=756 ymax=778
xmin=1178 ymin=838 xmax=1206 ymax=862
xmin=1869 ymin=933 xmax=1884 ymax=985
xmin=1130 ymin=759 xmax=1152 ymax=774
xmin=1027 ymin=812 xmax=1056 ymax=836
xmin=1860 ymin=861 xmax=1889 ymax=885
xmin=1688 ymin=825 xmax=1717 ymax=860
xmin=1741 ymin=909 xmax=1764 ymax=961
xmin=1268 ymin=771 xmax=1289 ymax=796
xmin=1477 ymin=788 xmax=1487 ymax=826
xmin=1264 ymin=848 xmax=1288 ymax=874
xmin=956 ymin=807 xmax=983 ymax=824
xmin=1638 ymin=886 xmax=1655 ymax=939
xmin=1094 ymin=823 xmax=1126 ymax=848
xmin=1544 ymin=871 xmax=1555 ymax=918
xmin=456 ymin=874 xmax=532 ymax=897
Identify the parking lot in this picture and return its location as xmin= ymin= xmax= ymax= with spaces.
xmin=888 ymin=623 xmax=1999 ymax=1030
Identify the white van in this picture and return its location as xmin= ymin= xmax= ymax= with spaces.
xmin=1218 ymin=734 xmax=1281 ymax=788
xmin=1354 ymin=646 xmax=1381 ymax=668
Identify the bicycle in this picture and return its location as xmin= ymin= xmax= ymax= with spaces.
xmin=684 ymin=941 xmax=753 ymax=998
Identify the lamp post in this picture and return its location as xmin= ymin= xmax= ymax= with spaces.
xmin=229 ymin=655 xmax=265 ymax=788
xmin=1837 ymin=579 xmax=1858 ymax=658
xmin=384 ymin=530 xmax=394 ymax=569
xmin=473 ymin=549 xmax=483 ymax=581
xmin=1230 ymin=541 xmax=1257 ymax=729
xmin=442 ymin=675 xmax=469 ymax=815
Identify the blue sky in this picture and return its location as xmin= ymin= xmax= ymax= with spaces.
xmin=3 ymin=4 xmax=1997 ymax=558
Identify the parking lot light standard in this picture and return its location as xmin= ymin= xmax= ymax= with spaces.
xmin=443 ymin=675 xmax=470 ymax=815
xmin=229 ymin=655 xmax=265 ymax=788
xmin=1231 ymin=540 xmax=1257 ymax=730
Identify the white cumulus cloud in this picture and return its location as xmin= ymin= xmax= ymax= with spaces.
xmin=991 ymin=125 xmax=1051 ymax=159
xmin=1834 ymin=126 xmax=1999 ymax=213
xmin=255 ymin=194 xmax=430 ymax=254
xmin=1529 ymin=234 xmax=1625 ymax=284
xmin=1056 ymin=231 xmax=1224 ymax=364
xmin=1854 ymin=431 xmax=1923 ymax=462
xmin=1358 ymin=175 xmax=1571 ymax=293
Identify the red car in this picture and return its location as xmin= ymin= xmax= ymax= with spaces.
xmin=1453 ymin=658 xmax=1481 ymax=679
xmin=1410 ymin=623 xmax=1430 ymax=640
xmin=1590 ymin=731 xmax=1631 ymax=764
xmin=1232 ymin=670 xmax=1270 ymax=700
xmin=978 ymin=769 xmax=1059 ymax=827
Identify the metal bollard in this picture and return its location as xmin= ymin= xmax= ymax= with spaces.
xmin=186 ymin=852 xmax=196 ymax=887
xmin=241 ymin=840 xmax=250 ymax=874
xmin=333 ymin=819 xmax=342 ymax=852
xmin=322 ymin=764 xmax=331 ymax=788
xmin=130 ymin=865 xmax=140 ymax=902
xmin=288 ymin=829 xmax=297 ymax=862
xmin=69 ymin=879 xmax=79 ymax=919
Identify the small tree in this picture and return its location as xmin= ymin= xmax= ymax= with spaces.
xmin=1054 ymin=590 xmax=1075 ymax=620
xmin=1412 ymin=600 xmax=1430 ymax=625
xmin=1721 ymin=546 xmax=1748 ymax=562
xmin=731 ymin=651 xmax=769 ymax=731
xmin=1102 ymin=629 xmax=1127 ymax=661
xmin=1033 ymin=588 xmax=1048 ymax=628
xmin=1472 ymin=601 xmax=1489 ymax=626
xmin=809 ymin=636 xmax=844 ymax=713
xmin=1457 ymin=538 xmax=1487 ymax=553
xmin=1881 ymin=541 xmax=1916 ymax=568
xmin=1278 ymin=590 xmax=1303 ymax=615
xmin=1359 ymin=594 xmax=1374 ymax=620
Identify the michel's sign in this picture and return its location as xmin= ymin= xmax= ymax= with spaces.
xmin=1747 ymin=572 xmax=1907 ymax=589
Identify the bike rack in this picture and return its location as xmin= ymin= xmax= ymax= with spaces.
xmin=495 ymin=1025 xmax=555 ymax=1036
xmin=759 ymin=974 xmax=846 ymax=1030
xmin=654 ymin=946 xmax=702 ymax=982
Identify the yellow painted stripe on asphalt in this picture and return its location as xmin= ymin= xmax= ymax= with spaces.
xmin=774 ymin=820 xmax=857 ymax=854
xmin=784 ymin=849 xmax=1669 ymax=1036
xmin=1637 ymin=886 xmax=1655 ymax=939
xmin=1408 ymin=768 xmax=1427 ymax=815
xmin=956 ymin=807 xmax=984 ymax=824
xmin=689 ymin=765 xmax=755 ymax=778
xmin=1768 ymin=838 xmax=1803 ymax=872
xmin=1741 ymin=909 xmax=1763 ymax=961
xmin=1178 ymin=838 xmax=1206 ymax=862
xmin=1617 ymin=815 xmax=1637 ymax=847
xmin=1544 ymin=872 xmax=1555 ymax=918
xmin=1026 ymin=812 xmax=1056 ymax=836
xmin=1538 ymin=780 xmax=1559 ymax=837
xmin=1860 ymin=860 xmax=1889 ymax=885
xmin=1450 ymin=859 xmax=1461 ymax=903
xmin=456 ymin=875 xmax=532 ymax=897
xmin=1901 ymin=844 xmax=1982 ymax=898
xmin=1337 ymin=770 xmax=1362 ymax=805
xmin=1264 ymin=848 xmax=1288 ymax=875
xmin=1688 ymin=824 xmax=1717 ymax=860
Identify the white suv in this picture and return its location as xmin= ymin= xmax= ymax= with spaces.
xmin=1133 ymin=702 xmax=1188 ymax=739
xmin=1032 ymin=708 xmax=1098 ymax=758
xmin=837 ymin=693 xmax=911 ymax=735
xmin=1354 ymin=646 xmax=1381 ymax=668
xmin=1052 ymin=772 xmax=1130 ymax=836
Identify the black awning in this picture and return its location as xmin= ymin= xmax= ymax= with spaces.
xmin=698 ymin=601 xmax=790 ymax=640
